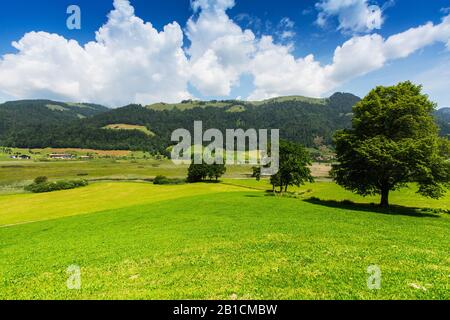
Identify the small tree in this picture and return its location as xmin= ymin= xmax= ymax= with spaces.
xmin=269 ymin=140 xmax=314 ymax=193
xmin=270 ymin=172 xmax=282 ymax=192
xmin=332 ymin=81 xmax=450 ymax=207
xmin=187 ymin=163 xmax=208 ymax=183
xmin=208 ymin=163 xmax=226 ymax=181
xmin=187 ymin=161 xmax=226 ymax=183
xmin=252 ymin=166 xmax=261 ymax=181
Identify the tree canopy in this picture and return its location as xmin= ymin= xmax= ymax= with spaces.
xmin=332 ymin=81 xmax=450 ymax=207
xmin=268 ymin=140 xmax=314 ymax=193
xmin=187 ymin=161 xmax=227 ymax=183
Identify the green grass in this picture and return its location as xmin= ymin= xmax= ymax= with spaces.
xmin=0 ymin=183 xmax=448 ymax=300
xmin=147 ymin=101 xmax=230 ymax=111
xmin=249 ymin=96 xmax=327 ymax=106
xmin=102 ymin=124 xmax=156 ymax=137
xmin=46 ymin=104 xmax=69 ymax=111
xmin=222 ymin=179 xmax=450 ymax=210
xmin=226 ymin=105 xmax=246 ymax=113
xmin=0 ymin=182 xmax=250 ymax=226
xmin=146 ymin=96 xmax=327 ymax=111
xmin=0 ymin=159 xmax=252 ymax=187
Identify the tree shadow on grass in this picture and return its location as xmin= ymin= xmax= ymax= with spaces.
xmin=303 ymin=197 xmax=445 ymax=218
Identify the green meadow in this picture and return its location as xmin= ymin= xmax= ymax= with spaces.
xmin=0 ymin=178 xmax=449 ymax=300
xmin=0 ymin=158 xmax=253 ymax=192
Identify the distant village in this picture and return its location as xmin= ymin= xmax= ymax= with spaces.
xmin=9 ymin=152 xmax=92 ymax=160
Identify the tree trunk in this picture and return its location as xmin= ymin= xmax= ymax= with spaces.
xmin=380 ymin=187 xmax=389 ymax=208
xmin=279 ymin=178 xmax=283 ymax=194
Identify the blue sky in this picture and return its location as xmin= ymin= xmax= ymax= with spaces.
xmin=0 ymin=0 xmax=449 ymax=107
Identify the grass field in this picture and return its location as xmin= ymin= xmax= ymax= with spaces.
xmin=0 ymin=159 xmax=253 ymax=187
xmin=0 ymin=182 xmax=250 ymax=226
xmin=102 ymin=124 xmax=156 ymax=137
xmin=222 ymin=179 xmax=450 ymax=210
xmin=0 ymin=181 xmax=449 ymax=300
xmin=0 ymin=158 xmax=330 ymax=195
xmin=146 ymin=96 xmax=327 ymax=111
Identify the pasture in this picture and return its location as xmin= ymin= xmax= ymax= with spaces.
xmin=0 ymin=153 xmax=448 ymax=300
xmin=102 ymin=124 xmax=156 ymax=137
xmin=0 ymin=158 xmax=253 ymax=189
xmin=0 ymin=180 xmax=449 ymax=300
xmin=0 ymin=156 xmax=330 ymax=193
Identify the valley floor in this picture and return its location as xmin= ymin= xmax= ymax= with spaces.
xmin=0 ymin=181 xmax=449 ymax=300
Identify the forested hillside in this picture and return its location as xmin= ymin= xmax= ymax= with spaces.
xmin=0 ymin=100 xmax=108 ymax=136
xmin=0 ymin=94 xmax=448 ymax=153
xmin=0 ymin=100 xmax=108 ymax=122
xmin=436 ymin=107 xmax=450 ymax=137
xmin=0 ymin=93 xmax=358 ymax=152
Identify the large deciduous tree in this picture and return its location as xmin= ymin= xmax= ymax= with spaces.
xmin=332 ymin=81 xmax=450 ymax=207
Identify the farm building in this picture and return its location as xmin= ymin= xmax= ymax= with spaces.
xmin=48 ymin=153 xmax=75 ymax=160
xmin=10 ymin=154 xmax=31 ymax=160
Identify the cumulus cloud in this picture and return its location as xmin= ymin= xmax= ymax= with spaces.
xmin=0 ymin=0 xmax=191 ymax=106
xmin=316 ymin=0 xmax=386 ymax=34
xmin=248 ymin=37 xmax=331 ymax=100
xmin=249 ymin=14 xmax=450 ymax=100
xmin=186 ymin=0 xmax=256 ymax=96
xmin=384 ymin=15 xmax=450 ymax=56
xmin=0 ymin=0 xmax=449 ymax=105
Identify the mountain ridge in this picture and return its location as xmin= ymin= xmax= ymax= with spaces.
xmin=0 ymin=93 xmax=448 ymax=152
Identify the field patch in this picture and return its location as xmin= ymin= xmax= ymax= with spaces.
xmin=0 ymin=182 xmax=251 ymax=226
xmin=32 ymin=148 xmax=132 ymax=157
xmin=102 ymin=124 xmax=155 ymax=137
xmin=222 ymin=180 xmax=450 ymax=210
xmin=0 ymin=191 xmax=448 ymax=300
xmin=46 ymin=104 xmax=69 ymax=111
xmin=147 ymin=101 xmax=230 ymax=111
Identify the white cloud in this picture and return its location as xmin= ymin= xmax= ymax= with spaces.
xmin=0 ymin=0 xmax=449 ymax=106
xmin=186 ymin=0 xmax=256 ymax=96
xmin=0 ymin=0 xmax=191 ymax=106
xmin=249 ymin=36 xmax=331 ymax=100
xmin=280 ymin=17 xmax=295 ymax=29
xmin=248 ymin=14 xmax=450 ymax=100
xmin=414 ymin=58 xmax=450 ymax=107
xmin=277 ymin=17 xmax=296 ymax=41
xmin=386 ymin=15 xmax=450 ymax=55
xmin=191 ymin=0 xmax=236 ymax=13
xmin=316 ymin=0 xmax=384 ymax=34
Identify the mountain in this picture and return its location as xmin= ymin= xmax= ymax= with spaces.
xmin=0 ymin=93 xmax=359 ymax=152
xmin=0 ymin=99 xmax=108 ymax=129
xmin=436 ymin=107 xmax=450 ymax=137
xmin=0 ymin=100 xmax=110 ymax=150
xmin=147 ymin=95 xmax=328 ymax=111
xmin=0 ymin=93 xmax=447 ymax=153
